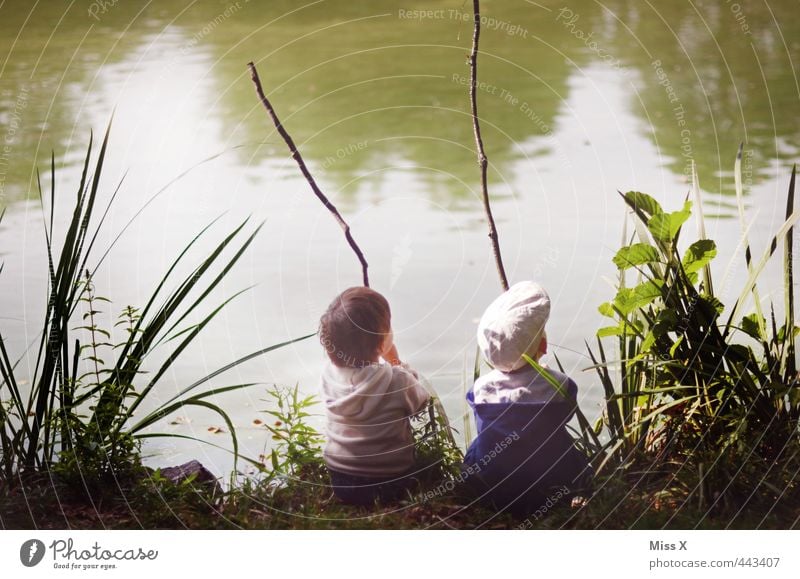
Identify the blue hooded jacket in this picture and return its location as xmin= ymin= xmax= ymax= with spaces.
xmin=463 ymin=367 xmax=592 ymax=513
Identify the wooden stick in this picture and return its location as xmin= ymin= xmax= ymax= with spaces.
xmin=247 ymin=61 xmax=370 ymax=287
xmin=469 ymin=0 xmax=509 ymax=292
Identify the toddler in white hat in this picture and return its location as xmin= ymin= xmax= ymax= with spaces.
xmin=464 ymin=281 xmax=592 ymax=516
xmin=477 ymin=280 xmax=551 ymax=384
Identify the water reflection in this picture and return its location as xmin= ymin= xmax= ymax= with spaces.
xmin=1 ymin=0 xmax=797 ymax=206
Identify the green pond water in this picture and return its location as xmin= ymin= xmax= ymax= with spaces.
xmin=1 ymin=0 xmax=798 ymax=475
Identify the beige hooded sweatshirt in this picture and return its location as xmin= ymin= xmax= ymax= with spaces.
xmin=321 ymin=361 xmax=430 ymax=476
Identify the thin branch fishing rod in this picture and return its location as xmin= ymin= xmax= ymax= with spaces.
xmin=247 ymin=61 xmax=370 ymax=287
xmin=469 ymin=0 xmax=509 ymax=292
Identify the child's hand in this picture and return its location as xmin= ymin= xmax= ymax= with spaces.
xmin=383 ymin=343 xmax=401 ymax=366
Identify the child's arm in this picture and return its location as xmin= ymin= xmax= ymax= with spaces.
xmin=393 ymin=364 xmax=430 ymax=413
xmin=382 ymin=337 xmax=429 ymax=410
xmin=406 ymin=380 xmax=430 ymax=414
xmin=382 ymin=343 xmax=402 ymax=366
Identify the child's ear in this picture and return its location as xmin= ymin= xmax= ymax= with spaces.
xmin=538 ymin=333 xmax=548 ymax=355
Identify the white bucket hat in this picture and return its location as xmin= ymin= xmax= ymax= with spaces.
xmin=477 ymin=281 xmax=551 ymax=372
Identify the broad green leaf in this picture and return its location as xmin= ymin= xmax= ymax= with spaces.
xmin=598 ymin=302 xmax=616 ymax=318
xmin=597 ymin=325 xmax=624 ymax=337
xmin=647 ymin=201 xmax=692 ymax=241
xmin=613 ymin=287 xmax=636 ymax=315
xmin=612 ymin=243 xmax=661 ymax=270
xmin=634 ymin=279 xmax=663 ymax=302
xmin=624 ymin=191 xmax=663 ymax=217
xmin=614 ymin=280 xmax=663 ymax=315
xmin=682 ymin=239 xmax=717 ymax=274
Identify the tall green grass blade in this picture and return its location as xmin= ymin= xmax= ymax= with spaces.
xmin=473 ymin=344 xmax=481 ymax=383
xmin=49 ymin=151 xmax=55 ymax=235
xmin=129 ymin=383 xmax=258 ymax=433
xmin=691 ymin=161 xmax=713 ymax=294
xmin=734 ymin=143 xmax=766 ymax=338
xmin=137 ymin=332 xmax=316 ymax=417
xmin=0 ymin=336 xmax=25 ymax=421
xmin=784 ymin=165 xmax=797 ymax=378
xmin=523 ymin=354 xmax=567 ymax=397
xmin=586 ymin=338 xmax=623 ymax=441
xmin=552 ymin=351 xmax=566 ymax=374
xmin=729 ymin=210 xmax=800 ymax=327
xmin=151 ymin=398 xmax=240 ymax=472
xmin=135 ymin=432 xmax=265 ymax=470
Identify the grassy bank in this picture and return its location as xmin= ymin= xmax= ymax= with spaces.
xmin=2 ymin=446 xmax=797 ymax=529
xmin=3 ymin=380 xmax=798 ymax=529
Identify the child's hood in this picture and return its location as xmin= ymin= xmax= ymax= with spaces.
xmin=321 ymin=362 xmax=396 ymax=419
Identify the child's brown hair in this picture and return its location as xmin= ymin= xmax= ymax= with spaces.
xmin=319 ymin=287 xmax=391 ymax=368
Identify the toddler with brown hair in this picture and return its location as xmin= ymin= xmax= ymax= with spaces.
xmin=318 ymin=286 xmax=430 ymax=505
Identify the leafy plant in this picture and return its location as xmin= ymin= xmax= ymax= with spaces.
xmin=259 ymin=384 xmax=326 ymax=484
xmin=0 ymin=128 xmax=314 ymax=483
xmin=411 ymin=396 xmax=463 ymax=482
xmin=587 ymin=155 xmax=800 ymax=511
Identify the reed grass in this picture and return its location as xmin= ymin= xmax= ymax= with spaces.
xmin=0 ymin=128 xmax=313 ymax=484
xmin=586 ymin=156 xmax=800 ymax=511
